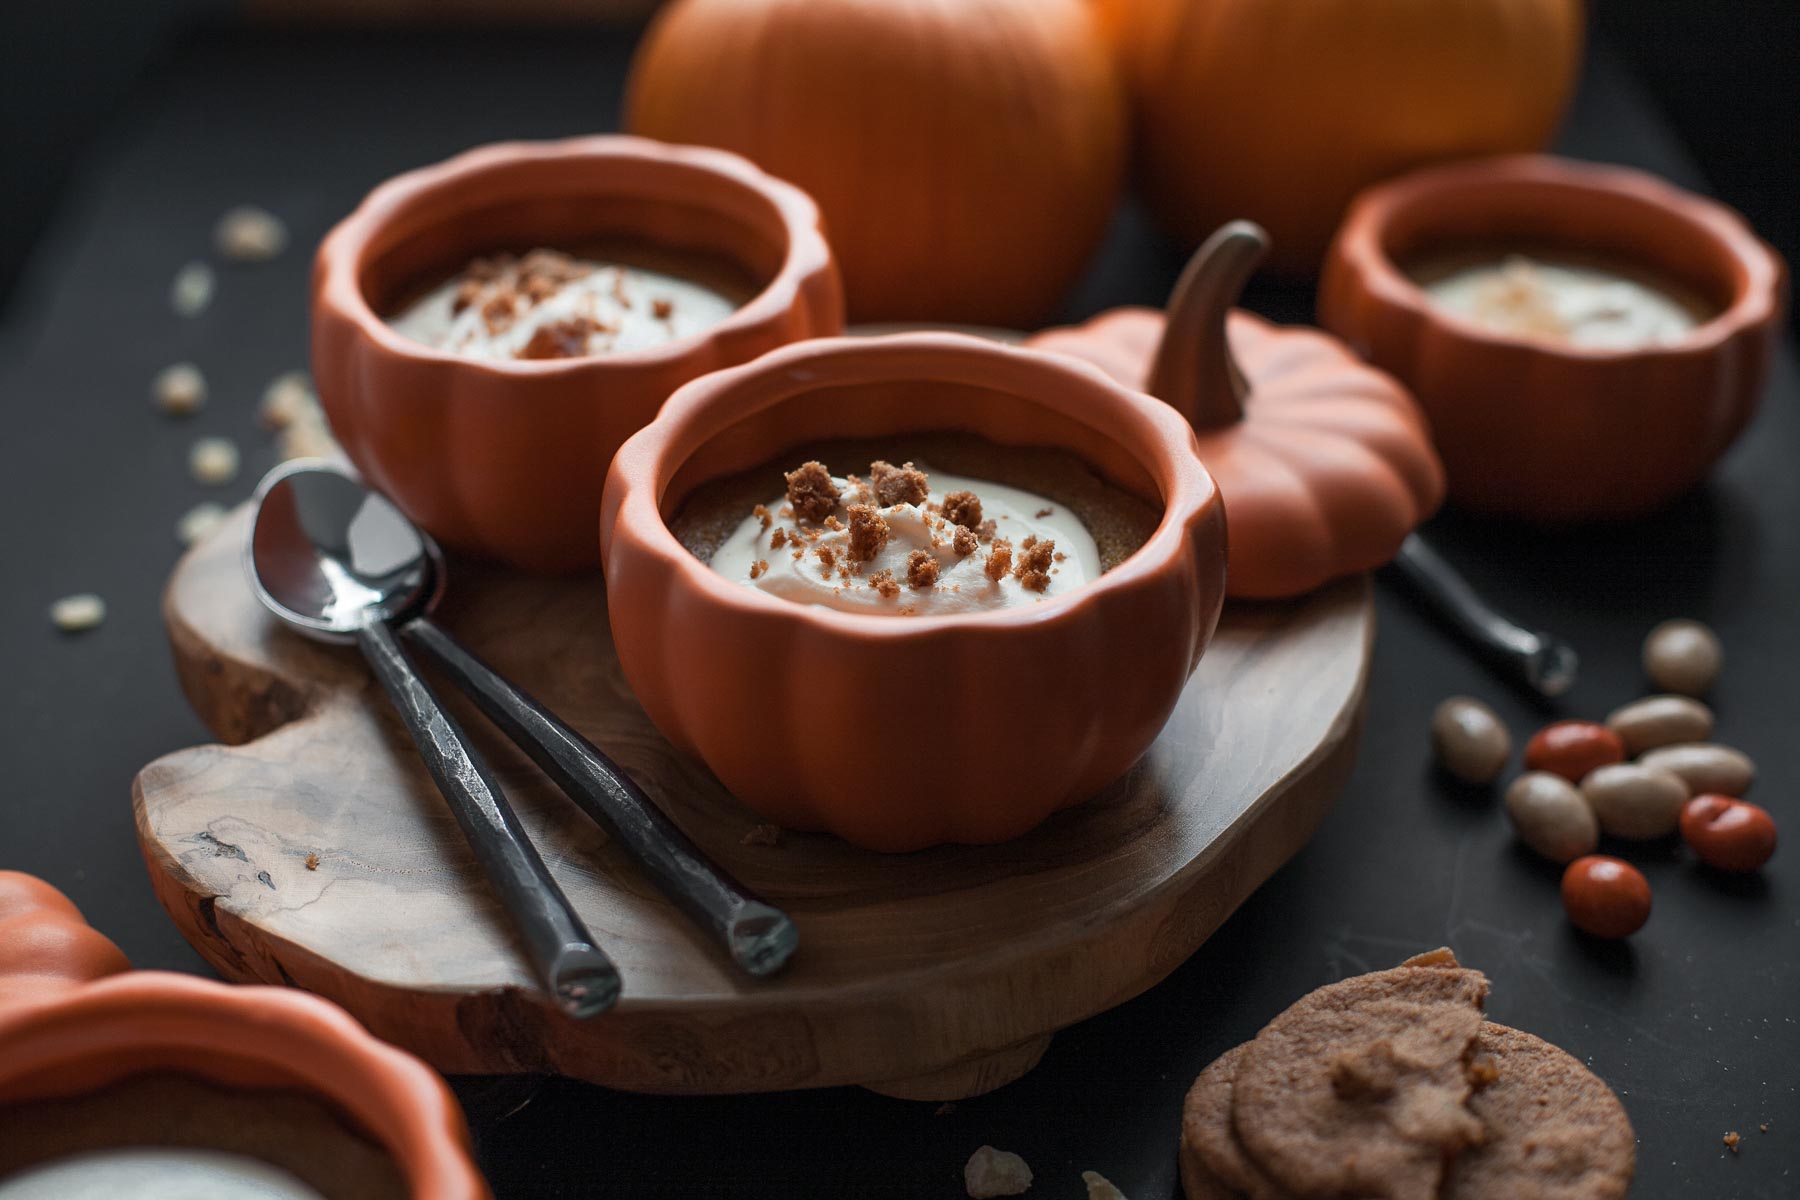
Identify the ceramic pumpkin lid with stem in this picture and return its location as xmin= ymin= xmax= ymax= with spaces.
xmin=1029 ymin=221 xmax=1446 ymax=599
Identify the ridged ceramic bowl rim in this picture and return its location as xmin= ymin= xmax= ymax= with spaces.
xmin=1334 ymin=154 xmax=1785 ymax=364
xmin=314 ymin=133 xmax=836 ymax=378
xmin=605 ymin=332 xmax=1222 ymax=638
xmin=0 ymin=972 xmax=485 ymax=1199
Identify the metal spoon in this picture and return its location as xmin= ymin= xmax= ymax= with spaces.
xmin=249 ymin=461 xmax=798 ymax=981
xmin=248 ymin=461 xmax=620 ymax=1017
xmin=1386 ymin=534 xmax=1579 ymax=700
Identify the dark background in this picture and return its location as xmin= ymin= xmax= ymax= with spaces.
xmin=1 ymin=4 xmax=1796 ymax=1199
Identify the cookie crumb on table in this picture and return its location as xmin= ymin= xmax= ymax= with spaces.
xmin=1724 ymin=1131 xmax=1741 ymax=1151
xmin=963 ymin=1145 xmax=1031 ymax=1198
xmin=214 ymin=205 xmax=288 ymax=262
xmin=152 ymin=363 xmax=206 ymax=416
xmin=785 ymin=460 xmax=840 ymax=522
xmin=170 ymin=261 xmax=215 ymax=317
xmin=1081 ymin=1170 xmax=1126 ymax=1200
xmin=49 ymin=593 xmax=106 ymax=634
xmin=303 ymin=852 xmax=320 ymax=871
xmin=871 ymin=459 xmax=929 ymax=507
xmin=740 ymin=824 xmax=781 ymax=848
xmin=189 ymin=436 xmax=241 ymax=485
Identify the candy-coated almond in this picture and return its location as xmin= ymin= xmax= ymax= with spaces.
xmin=1505 ymin=772 xmax=1598 ymax=863
xmin=1642 ymin=619 xmax=1722 ymax=696
xmin=1431 ymin=696 xmax=1511 ymax=784
xmin=1524 ymin=721 xmax=1625 ymax=783
xmin=1680 ymin=795 xmax=1777 ymax=872
xmin=1561 ymin=856 xmax=1651 ymax=939
xmin=1637 ymin=743 xmax=1754 ymax=797
xmin=1581 ymin=763 xmax=1689 ymax=839
xmin=1604 ymin=695 xmax=1713 ymax=756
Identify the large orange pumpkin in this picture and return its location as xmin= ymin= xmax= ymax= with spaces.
xmin=626 ymin=0 xmax=1125 ymax=327
xmin=1029 ymin=222 xmax=1444 ymax=598
xmin=1098 ymin=0 xmax=1584 ymax=273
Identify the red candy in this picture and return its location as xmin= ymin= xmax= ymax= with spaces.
xmin=1525 ymin=720 xmax=1625 ymax=783
xmin=1680 ymin=795 xmax=1777 ymax=872
xmin=1561 ymin=855 xmax=1652 ymax=939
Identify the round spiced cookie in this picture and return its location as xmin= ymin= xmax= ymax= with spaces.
xmin=1179 ymin=1044 xmax=1293 ymax=1200
xmin=1446 ymin=1022 xmax=1635 ymax=1200
xmin=1231 ymin=958 xmax=1490 ymax=1200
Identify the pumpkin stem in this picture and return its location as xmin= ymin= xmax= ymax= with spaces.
xmin=1148 ymin=220 xmax=1269 ymax=431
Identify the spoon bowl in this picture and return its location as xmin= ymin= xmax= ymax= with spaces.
xmin=248 ymin=459 xmax=443 ymax=642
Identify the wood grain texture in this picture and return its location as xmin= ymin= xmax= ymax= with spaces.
xmin=135 ymin=507 xmax=1373 ymax=1099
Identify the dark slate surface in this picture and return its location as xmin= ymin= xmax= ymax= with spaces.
xmin=1 ymin=26 xmax=1792 ymax=1199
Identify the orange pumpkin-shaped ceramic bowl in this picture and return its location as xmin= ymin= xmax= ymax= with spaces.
xmin=600 ymin=333 xmax=1228 ymax=852
xmin=313 ymin=135 xmax=843 ymax=572
xmin=1320 ymin=155 xmax=1787 ymax=520
xmin=0 ymin=871 xmax=486 ymax=1198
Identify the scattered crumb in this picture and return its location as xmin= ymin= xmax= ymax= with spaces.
xmin=1467 ymin=1054 xmax=1500 ymax=1087
xmin=816 ymin=545 xmax=838 ymax=572
xmin=985 ymin=539 xmax=1013 ymax=582
xmin=260 ymin=372 xmax=314 ymax=429
xmin=189 ymin=437 xmax=241 ymax=485
xmin=953 ymin=525 xmax=979 ymax=556
xmin=1014 ymin=538 xmax=1055 ymax=592
xmin=303 ymin=852 xmax=320 ymax=871
xmin=1035 ymin=507 xmax=1053 ymax=518
xmin=964 ymin=1146 xmax=1032 ymax=1198
xmin=1760 ymin=1124 xmax=1769 ymax=1133
xmin=749 ymin=560 xmax=769 ymax=580
xmin=176 ymin=502 xmax=229 ymax=547
xmin=846 ymin=504 xmax=890 ymax=563
xmin=976 ymin=518 xmax=997 ymax=542
xmin=740 ymin=823 xmax=782 ymax=847
xmin=785 ymin=460 xmax=841 ymax=523
xmin=152 ymin=363 xmax=206 ymax=416
xmin=480 ymin=292 xmax=517 ymax=334
xmin=1081 ymin=1171 xmax=1126 ymax=1200
xmin=1724 ymin=1131 xmax=1741 ymax=1152
xmin=215 ymin=205 xmax=288 ymax=262
xmin=906 ymin=549 xmax=940 ymax=589
xmin=823 ymin=515 xmax=844 ymax=531
xmin=871 ymin=459 xmax=929 ymax=507
xmin=870 ymin=569 xmax=900 ymax=599
xmin=753 ymin=504 xmax=772 ymax=530
xmin=941 ymin=489 xmax=983 ymax=529
xmin=171 ymin=261 xmax=215 ymax=317
xmin=652 ymin=297 xmax=674 ymax=320
xmin=49 ymin=593 xmax=106 ymax=634
xmin=770 ymin=528 xmax=788 ymax=550
xmin=934 ymin=1102 xmax=956 ymax=1117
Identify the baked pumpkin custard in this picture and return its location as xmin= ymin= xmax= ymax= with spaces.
xmin=672 ymin=434 xmax=1160 ymax=615
xmin=387 ymin=245 xmax=754 ymax=360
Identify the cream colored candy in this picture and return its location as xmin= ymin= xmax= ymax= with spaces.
xmin=1642 ymin=619 xmax=1722 ymax=696
xmin=1431 ymin=696 xmax=1511 ymax=784
xmin=1605 ymin=695 xmax=1713 ymax=755
xmin=1505 ymin=772 xmax=1598 ymax=863
xmin=189 ymin=437 xmax=241 ymax=485
xmin=260 ymin=371 xmax=316 ymax=429
xmin=964 ymin=1147 xmax=1032 ymax=1199
xmin=151 ymin=363 xmax=207 ymax=416
xmin=1637 ymin=743 xmax=1754 ymax=797
xmin=49 ymin=593 xmax=106 ymax=633
xmin=1581 ymin=763 xmax=1690 ymax=839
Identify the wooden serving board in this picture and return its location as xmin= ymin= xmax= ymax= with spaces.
xmin=134 ymin=508 xmax=1373 ymax=1100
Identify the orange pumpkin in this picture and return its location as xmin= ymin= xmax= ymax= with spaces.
xmin=1029 ymin=222 xmax=1444 ymax=598
xmin=626 ymin=0 xmax=1125 ymax=326
xmin=1098 ymin=0 xmax=1584 ymax=272
xmin=0 ymin=871 xmax=130 ymax=1008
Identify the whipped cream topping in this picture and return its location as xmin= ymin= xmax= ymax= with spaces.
xmin=709 ymin=464 xmax=1101 ymax=615
xmin=1418 ymin=254 xmax=1710 ymax=349
xmin=389 ymin=249 xmax=740 ymax=360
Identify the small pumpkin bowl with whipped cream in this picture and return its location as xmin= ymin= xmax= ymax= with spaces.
xmin=312 ymin=135 xmax=842 ymax=572
xmin=601 ymin=333 xmax=1227 ymax=852
xmin=1321 ymin=154 xmax=1786 ymax=521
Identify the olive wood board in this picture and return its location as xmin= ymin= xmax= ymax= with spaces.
xmin=134 ymin=507 xmax=1373 ymax=1100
